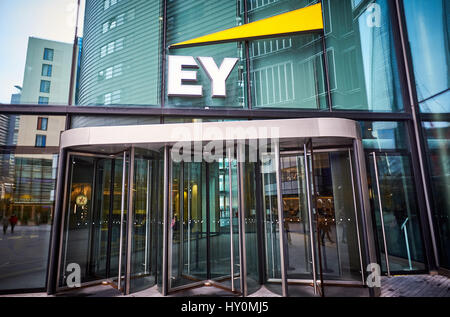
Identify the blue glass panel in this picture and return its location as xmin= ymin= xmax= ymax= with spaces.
xmin=403 ymin=0 xmax=450 ymax=103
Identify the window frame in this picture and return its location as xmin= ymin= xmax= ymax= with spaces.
xmin=43 ymin=48 xmax=54 ymax=61
xmin=35 ymin=134 xmax=47 ymax=147
xmin=40 ymin=80 xmax=51 ymax=94
xmin=42 ymin=64 xmax=53 ymax=77
xmin=37 ymin=117 xmax=48 ymax=131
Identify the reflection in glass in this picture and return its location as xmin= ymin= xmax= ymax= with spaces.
xmin=129 ymin=149 xmax=162 ymax=293
xmin=166 ymin=1 xmax=245 ymax=108
xmin=169 ymin=161 xmax=207 ymax=288
xmin=280 ymin=155 xmax=313 ymax=280
xmin=403 ymin=0 xmax=449 ymax=105
xmin=262 ymin=152 xmax=282 ymax=282
xmin=419 ymin=91 xmax=450 ymax=114
xmin=0 ymin=153 xmax=57 ymax=290
xmin=60 ymin=155 xmax=128 ymax=287
xmin=77 ymin=1 xmax=161 ymax=106
xmin=324 ymin=0 xmax=403 ymax=112
xmin=360 ymin=121 xmax=408 ymax=150
xmin=262 ymin=148 xmax=364 ymax=296
xmin=243 ymin=161 xmax=260 ymax=294
xmin=249 ymin=35 xmax=326 ymax=109
xmin=70 ymin=116 xmax=161 ymax=128
xmin=0 ymin=114 xmax=64 ymax=291
xmin=247 ymin=1 xmax=326 ymax=109
xmin=369 ymin=154 xmax=426 ymax=273
xmin=169 ymin=156 xmax=241 ymax=292
xmin=314 ymin=151 xmax=362 ymax=281
xmin=422 ymin=122 xmax=450 ymax=269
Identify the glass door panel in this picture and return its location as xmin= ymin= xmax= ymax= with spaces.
xmin=60 ymin=155 xmax=96 ymax=286
xmin=169 ymin=161 xmax=207 ymax=289
xmin=88 ymin=158 xmax=112 ymax=280
xmin=281 ymin=155 xmax=313 ymax=280
xmin=60 ymin=153 xmax=128 ymax=290
xmin=168 ymin=151 xmax=241 ymax=294
xmin=314 ymin=151 xmax=363 ymax=282
xmin=261 ymin=152 xmax=283 ymax=296
xmin=369 ymin=153 xmax=426 ymax=274
xmin=109 ymin=156 xmax=127 ymax=282
xmin=209 ymin=158 xmax=240 ymax=291
xmin=263 ymin=147 xmax=364 ymax=296
xmin=129 ymin=148 xmax=162 ymax=293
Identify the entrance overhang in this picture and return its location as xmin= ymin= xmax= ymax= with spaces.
xmin=51 ymin=117 xmax=380 ymax=297
xmin=60 ymin=117 xmax=362 ymax=153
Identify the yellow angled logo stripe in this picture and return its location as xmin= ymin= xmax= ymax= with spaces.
xmin=170 ymin=3 xmax=323 ymax=49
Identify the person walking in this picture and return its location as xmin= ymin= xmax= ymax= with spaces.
xmin=2 ymin=215 xmax=8 ymax=235
xmin=9 ymin=214 xmax=18 ymax=234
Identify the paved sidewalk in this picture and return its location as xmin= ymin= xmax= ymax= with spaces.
xmin=2 ymin=274 xmax=450 ymax=297
xmin=380 ymin=274 xmax=450 ymax=297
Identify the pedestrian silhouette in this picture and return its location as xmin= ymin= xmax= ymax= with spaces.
xmin=9 ymin=214 xmax=18 ymax=234
xmin=2 ymin=215 xmax=8 ymax=235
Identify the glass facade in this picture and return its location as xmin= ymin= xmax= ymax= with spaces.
xmin=422 ymin=122 xmax=450 ymax=268
xmin=0 ymin=115 xmax=64 ymax=291
xmin=403 ymin=0 xmax=450 ymax=269
xmin=325 ymin=0 xmax=404 ymax=112
xmin=403 ymin=0 xmax=449 ymax=111
xmin=0 ymin=0 xmax=448 ymax=296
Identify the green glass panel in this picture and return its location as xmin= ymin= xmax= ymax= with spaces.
xmin=166 ymin=1 xmax=246 ymax=108
xmin=368 ymin=154 xmax=426 ymax=273
xmin=422 ymin=121 xmax=450 ymax=268
xmin=324 ymin=0 xmax=404 ymax=112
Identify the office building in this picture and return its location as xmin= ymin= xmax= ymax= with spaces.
xmin=0 ymin=0 xmax=448 ymax=297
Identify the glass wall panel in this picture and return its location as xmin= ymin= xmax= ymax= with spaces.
xmin=129 ymin=149 xmax=162 ymax=293
xmin=247 ymin=0 xmax=327 ymax=110
xmin=0 ymin=1 xmax=78 ymax=106
xmin=0 ymin=114 xmax=64 ymax=291
xmin=0 ymin=153 xmax=58 ymax=290
xmin=261 ymin=152 xmax=283 ymax=295
xmin=360 ymin=121 xmax=408 ymax=150
xmin=71 ymin=116 xmax=161 ymax=128
xmin=166 ymin=1 xmax=245 ymax=108
xmin=422 ymin=121 xmax=450 ymax=269
xmin=169 ymin=161 xmax=208 ymax=289
xmin=324 ymin=0 xmax=404 ymax=112
xmin=403 ymin=0 xmax=450 ymax=107
xmin=419 ymin=91 xmax=450 ymax=114
xmin=249 ymin=34 xmax=326 ymax=109
xmin=280 ymin=155 xmax=313 ymax=280
xmin=368 ymin=154 xmax=426 ymax=272
xmin=163 ymin=118 xmax=247 ymax=124
xmin=361 ymin=121 xmax=426 ymax=273
xmin=315 ymin=151 xmax=363 ymax=282
xmin=59 ymin=154 xmax=128 ymax=288
xmin=243 ymin=161 xmax=260 ymax=294
xmin=77 ymin=0 xmax=162 ymax=107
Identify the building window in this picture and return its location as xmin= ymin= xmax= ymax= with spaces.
xmin=250 ymin=38 xmax=292 ymax=58
xmin=104 ymin=0 xmax=120 ymax=11
xmin=40 ymin=80 xmax=51 ymax=93
xmin=43 ymin=48 xmax=54 ymax=61
xmin=35 ymin=135 xmax=47 ymax=147
xmin=100 ymin=38 xmax=124 ymax=58
xmin=42 ymin=64 xmax=52 ymax=77
xmin=37 ymin=117 xmax=48 ymax=131
xmin=102 ymin=13 xmax=125 ymax=33
xmin=252 ymin=61 xmax=295 ymax=107
xmin=38 ymin=97 xmax=49 ymax=104
xmin=104 ymin=90 xmax=121 ymax=105
xmin=98 ymin=63 xmax=123 ymax=81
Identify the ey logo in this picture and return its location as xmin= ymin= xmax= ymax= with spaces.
xmin=167 ymin=3 xmax=324 ymax=98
